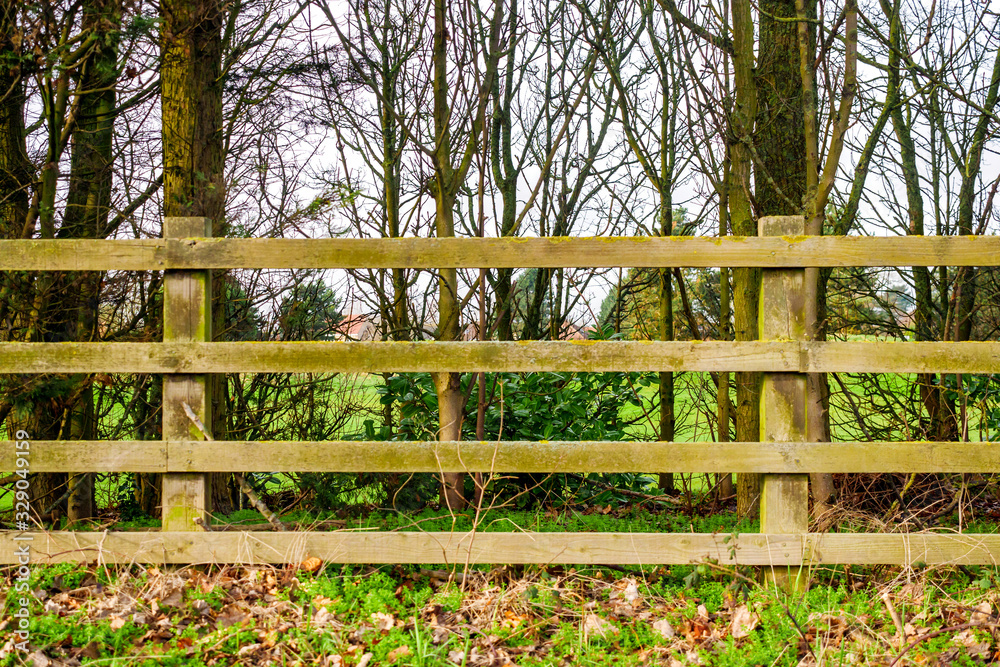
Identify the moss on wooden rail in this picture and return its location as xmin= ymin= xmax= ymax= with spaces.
xmin=1 ymin=235 xmax=998 ymax=270
xmin=2 ymin=531 xmax=999 ymax=565
xmin=4 ymin=439 xmax=1000 ymax=473
xmin=0 ymin=340 xmax=996 ymax=374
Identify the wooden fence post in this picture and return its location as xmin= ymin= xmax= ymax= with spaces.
xmin=759 ymin=215 xmax=810 ymax=591
xmin=162 ymin=217 xmax=212 ymax=531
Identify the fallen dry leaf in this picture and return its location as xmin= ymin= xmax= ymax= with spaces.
xmin=971 ymin=600 xmax=993 ymax=624
xmin=386 ymin=645 xmax=411 ymax=662
xmin=372 ymin=611 xmax=396 ymax=632
xmin=583 ymin=613 xmax=618 ymax=639
xmin=159 ymin=588 xmax=184 ymax=608
xmin=236 ymin=643 xmax=260 ymax=657
xmin=896 ymin=582 xmax=924 ymax=603
xmin=109 ymin=616 xmax=126 ymax=631
xmin=952 ymin=628 xmax=991 ymax=658
xmin=652 ymin=618 xmax=676 ymax=639
xmin=300 ymin=557 xmax=323 ymax=573
xmin=502 ymin=609 xmax=526 ymax=628
xmin=953 ymin=628 xmax=979 ymax=646
xmin=312 ymin=608 xmax=336 ymax=627
xmin=685 ymin=649 xmax=704 ymax=664
xmin=730 ymin=604 xmax=759 ymax=639
xmin=217 ymin=605 xmax=251 ymax=629
xmin=684 ymin=614 xmax=711 ymax=642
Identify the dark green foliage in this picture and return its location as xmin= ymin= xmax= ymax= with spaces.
xmin=3 ymin=374 xmax=77 ymax=424
xmin=944 ymin=374 xmax=1000 ymax=441
xmin=110 ymin=474 xmax=146 ymax=521
xmin=373 ymin=346 xmax=655 ymax=508
xmin=298 ymin=326 xmax=658 ymax=511
xmin=276 ymin=276 xmax=342 ymax=341
xmin=222 ymin=277 xmax=262 ymax=342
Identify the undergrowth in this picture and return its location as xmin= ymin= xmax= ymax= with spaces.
xmin=3 ymin=557 xmax=1000 ymax=665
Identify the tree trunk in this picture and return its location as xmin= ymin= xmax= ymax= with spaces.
xmin=490 ymin=0 xmax=518 ymax=344
xmin=884 ymin=0 xmax=935 ymax=440
xmin=730 ymin=0 xmax=761 ymax=517
xmin=756 ymin=0 xmax=809 ymax=219
xmin=655 ymin=24 xmax=676 ymax=493
xmin=717 ymin=153 xmax=734 ymax=499
xmin=161 ymin=0 xmax=227 ymax=513
xmin=656 ymin=203 xmax=675 ymax=492
xmin=433 ymin=191 xmax=465 ymax=510
xmin=0 ymin=0 xmax=31 ymax=353
xmin=61 ymin=0 xmax=121 ymax=524
xmin=0 ymin=1 xmax=47 ymax=512
xmin=3 ymin=0 xmax=123 ymax=522
xmin=431 ymin=0 xmax=465 ymax=510
xmin=954 ymin=42 xmax=1000 ymax=344
xmin=0 ymin=0 xmax=29 ymax=243
xmin=743 ymin=0 xmax=811 ymax=520
xmin=425 ymin=0 xmax=501 ymax=508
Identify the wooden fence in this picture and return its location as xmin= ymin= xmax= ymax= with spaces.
xmin=2 ymin=215 xmax=999 ymax=576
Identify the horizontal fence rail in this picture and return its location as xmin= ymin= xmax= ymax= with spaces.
xmin=3 ymin=223 xmax=1000 ymax=571
xmin=1 ymin=340 xmax=998 ymax=374
xmin=3 ymin=440 xmax=1000 ymax=473
xmin=2 ymin=532 xmax=999 ymax=566
xmin=0 ymin=235 xmax=998 ymax=270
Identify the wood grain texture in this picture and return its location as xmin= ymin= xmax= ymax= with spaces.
xmin=1 ymin=341 xmax=997 ymax=374
xmin=759 ymin=216 xmax=811 ymax=589
xmin=1 ymin=235 xmax=999 ymax=270
xmin=0 ymin=441 xmax=168 ymax=472
xmin=4 ymin=440 xmax=998 ymax=473
xmin=161 ymin=217 xmax=211 ymax=531
xmin=2 ymin=531 xmax=998 ymax=565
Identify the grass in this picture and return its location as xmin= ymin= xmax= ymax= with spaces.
xmin=5 ymin=522 xmax=1000 ymax=666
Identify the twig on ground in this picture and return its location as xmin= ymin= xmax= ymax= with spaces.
xmin=889 ymin=621 xmax=1000 ymax=667
xmin=881 ymin=589 xmax=905 ymax=645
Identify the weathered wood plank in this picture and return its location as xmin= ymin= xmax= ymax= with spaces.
xmin=4 ymin=439 xmax=998 ymax=473
xmin=161 ymin=217 xmax=212 ymax=531
xmin=169 ymin=439 xmax=1000 ymax=474
xmin=0 ymin=441 xmax=167 ymax=472
xmin=1 ymin=235 xmax=999 ymax=271
xmin=805 ymin=341 xmax=1000 ymax=373
xmin=0 ymin=340 xmax=997 ymax=374
xmin=2 ymin=531 xmax=998 ymax=565
xmin=759 ymin=216 xmax=811 ymax=590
